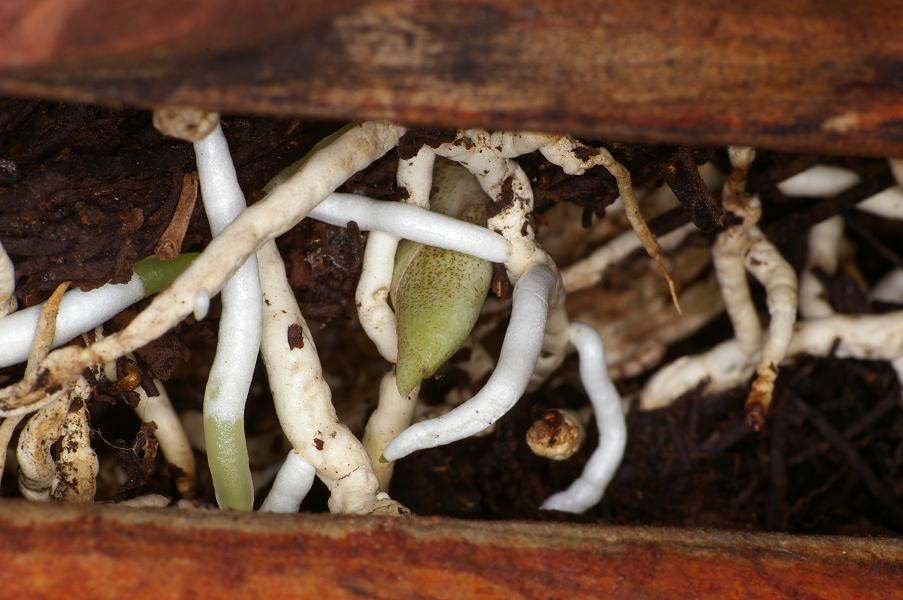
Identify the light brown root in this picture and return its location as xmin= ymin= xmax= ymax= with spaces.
xmin=155 ymin=172 xmax=199 ymax=260
xmin=601 ymin=150 xmax=682 ymax=314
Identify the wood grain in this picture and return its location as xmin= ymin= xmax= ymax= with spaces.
xmin=0 ymin=1 xmax=901 ymax=156
xmin=0 ymin=499 xmax=900 ymax=599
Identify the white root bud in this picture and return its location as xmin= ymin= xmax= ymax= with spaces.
xmin=259 ymin=451 xmax=316 ymax=513
xmin=527 ymin=409 xmax=585 ymax=461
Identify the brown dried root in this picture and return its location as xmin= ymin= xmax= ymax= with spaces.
xmin=155 ymin=172 xmax=199 ymax=260
xmin=51 ymin=393 xmax=98 ymax=502
xmin=538 ymin=137 xmax=682 ymax=313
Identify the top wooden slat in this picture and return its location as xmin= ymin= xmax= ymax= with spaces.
xmin=0 ymin=0 xmax=901 ymax=156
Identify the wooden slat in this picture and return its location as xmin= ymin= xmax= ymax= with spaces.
xmin=1 ymin=1 xmax=902 ymax=156
xmin=0 ymin=499 xmax=900 ymax=599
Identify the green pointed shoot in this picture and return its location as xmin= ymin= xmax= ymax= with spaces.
xmin=391 ymin=161 xmax=492 ymax=396
xmin=133 ymin=253 xmax=199 ymax=295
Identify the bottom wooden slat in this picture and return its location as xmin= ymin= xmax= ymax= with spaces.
xmin=0 ymin=499 xmax=900 ymax=598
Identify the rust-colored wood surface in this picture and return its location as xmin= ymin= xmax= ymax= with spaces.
xmin=1 ymin=1 xmax=902 ymax=157
xmin=0 ymin=499 xmax=900 ymax=599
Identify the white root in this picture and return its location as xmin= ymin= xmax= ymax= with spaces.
xmin=0 ymin=275 xmax=145 ymax=370
xmin=132 ymin=381 xmax=197 ymax=497
xmin=362 ymin=371 xmax=419 ymax=490
xmin=355 ymin=146 xmax=435 ymax=363
xmin=0 ymin=241 xmax=16 ymax=318
xmin=640 ymin=339 xmax=754 ymax=411
xmin=310 ymin=193 xmax=509 ymax=262
xmin=356 ymin=232 xmax=403 ymax=363
xmin=383 ymin=263 xmax=554 ymax=461
xmin=257 ymin=239 xmax=406 ymax=515
xmin=117 ymin=494 xmax=172 ymax=508
xmin=0 ymin=121 xmax=404 ymax=417
xmin=713 ymin=147 xmax=799 ymax=428
xmin=562 ymin=223 xmax=695 ymax=293
xmin=743 ymin=231 xmax=799 ymax=428
xmin=871 ymin=269 xmax=903 ymax=304
xmin=542 ymin=322 xmax=626 ymax=513
xmin=712 ymin=223 xmax=762 ymax=358
xmin=194 ymin=122 xmax=262 ymax=511
xmin=641 ymin=310 xmax=903 ymax=410
xmin=259 ymin=451 xmax=316 ymax=513
xmin=799 ymin=217 xmax=844 ymax=320
xmin=777 ymin=163 xmax=903 ymax=220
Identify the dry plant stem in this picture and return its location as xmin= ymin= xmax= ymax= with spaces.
xmin=0 ymin=121 xmax=404 ymax=416
xmin=383 ymin=264 xmax=555 ymax=461
xmin=362 ymin=371 xmax=419 ymax=490
xmin=194 ymin=122 xmax=262 ymax=511
xmin=133 ymin=381 xmax=197 ymax=497
xmin=257 ymin=240 xmax=406 ymax=516
xmin=155 ymin=171 xmax=199 ymax=260
xmin=800 ymin=217 xmax=843 ymax=319
xmin=356 ymin=146 xmax=434 ymax=363
xmin=259 ymin=451 xmax=316 ymax=513
xmin=538 ymin=136 xmax=681 ymax=313
xmin=542 ymin=322 xmax=626 ymax=513
xmin=641 ymin=310 xmax=903 ymax=410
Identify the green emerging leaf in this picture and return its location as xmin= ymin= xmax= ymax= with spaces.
xmin=392 ymin=161 xmax=492 ymax=396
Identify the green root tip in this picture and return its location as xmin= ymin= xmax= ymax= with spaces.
xmin=133 ymin=253 xmax=199 ymax=296
xmin=204 ymin=416 xmax=254 ymax=511
xmin=379 ymin=454 xmax=389 ymax=464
